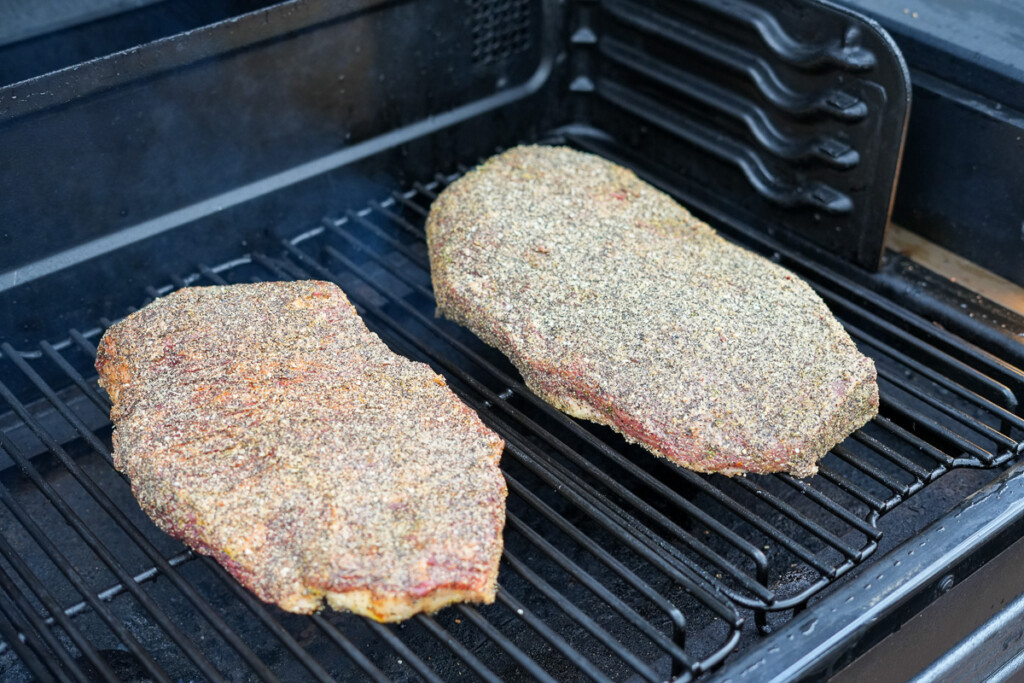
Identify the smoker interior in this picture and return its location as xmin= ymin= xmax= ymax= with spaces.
xmin=2 ymin=133 xmax=1023 ymax=681
xmin=1 ymin=0 xmax=1024 ymax=681
xmin=0 ymin=0 xmax=283 ymax=88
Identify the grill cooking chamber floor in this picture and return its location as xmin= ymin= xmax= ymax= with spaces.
xmin=0 ymin=137 xmax=1021 ymax=682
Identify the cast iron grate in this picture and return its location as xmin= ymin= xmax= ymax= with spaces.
xmin=0 ymin=143 xmax=1021 ymax=681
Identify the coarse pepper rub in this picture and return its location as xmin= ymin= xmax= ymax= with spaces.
xmin=96 ymin=281 xmax=506 ymax=620
xmin=426 ymin=145 xmax=877 ymax=477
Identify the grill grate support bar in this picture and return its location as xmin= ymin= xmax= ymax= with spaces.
xmin=311 ymin=614 xmax=391 ymax=683
xmin=0 ymin=548 xmax=194 ymax=660
xmin=495 ymin=589 xmax=616 ymax=683
xmin=364 ymin=620 xmax=444 ymax=683
xmin=195 ymin=557 xmax=337 ymax=683
xmin=504 ymin=473 xmax=692 ymax=663
xmin=506 ymin=511 xmax=692 ymax=668
xmin=413 ymin=614 xmax=504 ymax=683
xmin=455 ymin=603 xmax=560 ymax=683
xmin=502 ymin=548 xmax=663 ymax=683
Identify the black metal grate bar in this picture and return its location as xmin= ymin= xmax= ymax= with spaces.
xmin=0 ymin=529 xmax=117 ymax=680
xmin=880 ymin=395 xmax=997 ymax=464
xmin=872 ymin=415 xmax=955 ymax=468
xmin=69 ymin=329 xmax=99 ymax=358
xmin=0 ymin=561 xmax=82 ymax=682
xmin=831 ymin=444 xmax=912 ymax=497
xmin=364 ymin=621 xmax=444 ymax=683
xmin=504 ymin=473 xmax=691 ymax=661
xmin=495 ymin=589 xmax=616 ymax=683
xmin=878 ymin=374 xmax=1018 ymax=451
xmin=414 ymin=614 xmax=503 ymax=683
xmin=503 ymin=547 xmax=661 ymax=682
xmin=851 ymin=431 xmax=933 ymax=482
xmin=0 ymin=601 xmax=60 ymax=683
xmin=455 ymin=603 xmax=560 ymax=683
xmin=505 ymin=511 xmax=691 ymax=668
xmin=801 ymin=275 xmax=1022 ymax=413
xmin=0 ymin=456 xmax=172 ymax=682
xmin=195 ymin=557 xmax=334 ymax=683
xmin=39 ymin=342 xmax=109 ymax=412
xmin=816 ymin=465 xmax=886 ymax=511
xmin=843 ymin=323 xmax=1024 ymax=434
xmin=311 ymin=614 xmax=391 ymax=683
xmin=390 ymin=190 xmax=430 ymax=218
xmin=730 ymin=478 xmax=862 ymax=561
xmin=0 ymin=550 xmax=196 ymax=641
xmin=776 ymin=474 xmax=881 ymax=539
xmin=198 ymin=264 xmax=230 ymax=286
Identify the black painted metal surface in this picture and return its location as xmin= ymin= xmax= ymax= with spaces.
xmin=913 ymin=590 xmax=1024 ymax=682
xmin=0 ymin=0 xmax=560 ymax=348
xmin=0 ymin=0 xmax=280 ymax=88
xmin=833 ymin=0 xmax=1024 ymax=287
xmin=0 ymin=0 xmax=909 ymax=332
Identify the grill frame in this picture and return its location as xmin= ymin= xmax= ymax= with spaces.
xmin=1 ymin=140 xmax=1022 ymax=679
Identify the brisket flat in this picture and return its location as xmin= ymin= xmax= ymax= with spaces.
xmin=96 ymin=281 xmax=506 ymax=620
xmin=426 ymin=146 xmax=877 ymax=477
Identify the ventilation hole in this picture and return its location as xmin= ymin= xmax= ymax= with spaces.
xmin=469 ymin=0 xmax=532 ymax=66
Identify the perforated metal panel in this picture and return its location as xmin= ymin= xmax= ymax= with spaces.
xmin=470 ymin=0 xmax=532 ymax=65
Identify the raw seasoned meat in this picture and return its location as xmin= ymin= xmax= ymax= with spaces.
xmin=426 ymin=146 xmax=877 ymax=477
xmin=96 ymin=280 xmax=506 ymax=620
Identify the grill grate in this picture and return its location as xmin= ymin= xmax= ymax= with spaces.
xmin=0 ymin=143 xmax=1022 ymax=681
